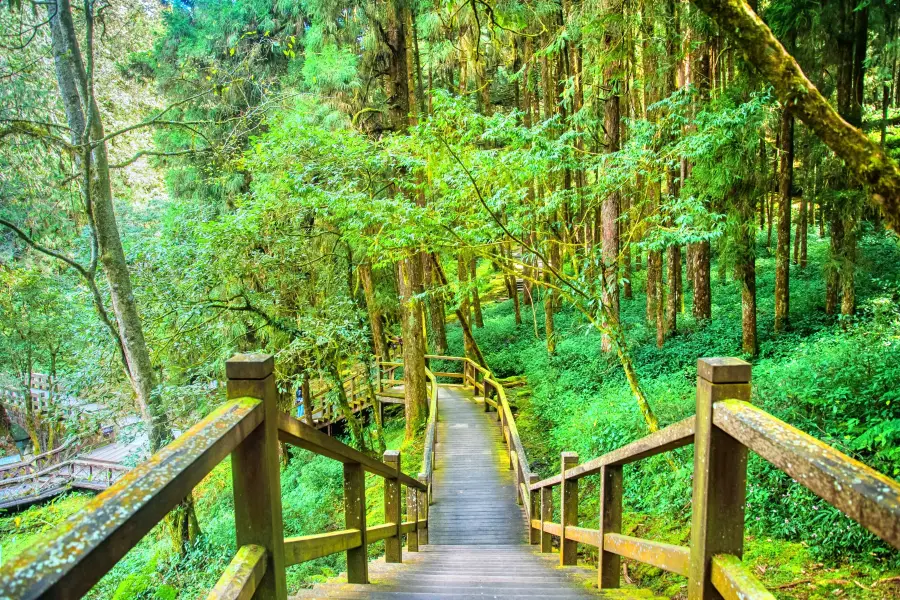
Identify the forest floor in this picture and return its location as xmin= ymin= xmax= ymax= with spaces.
xmin=444 ymin=226 xmax=900 ymax=599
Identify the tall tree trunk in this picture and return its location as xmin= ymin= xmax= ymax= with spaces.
xmin=692 ymin=36 xmax=712 ymax=321
xmin=360 ymin=262 xmax=389 ymax=359
xmin=469 ymin=257 xmax=484 ymax=328
xmin=48 ymin=0 xmax=197 ymax=551
xmin=774 ymin=105 xmax=793 ymax=332
xmin=423 ymin=257 xmax=448 ymax=355
xmin=736 ymin=190 xmax=758 ymax=356
xmin=398 ymin=255 xmax=427 ymax=441
xmin=601 ymin=0 xmax=621 ymax=352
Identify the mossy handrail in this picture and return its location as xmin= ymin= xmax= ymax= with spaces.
xmin=0 ymin=354 xmax=428 ymax=600
xmin=526 ymin=357 xmax=900 ymax=600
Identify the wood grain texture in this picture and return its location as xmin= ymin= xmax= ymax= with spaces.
xmin=207 ymin=544 xmax=267 ymax=600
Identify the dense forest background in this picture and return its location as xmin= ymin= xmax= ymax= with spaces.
xmin=0 ymin=0 xmax=899 ymax=595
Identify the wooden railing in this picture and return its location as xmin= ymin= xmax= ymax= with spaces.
xmin=0 ymin=354 xmax=428 ymax=600
xmin=524 ymin=357 xmax=900 ymax=600
xmin=308 ymin=369 xmax=374 ymax=428
xmin=0 ymin=436 xmax=82 ymax=481
xmin=0 ymin=457 xmax=130 ymax=509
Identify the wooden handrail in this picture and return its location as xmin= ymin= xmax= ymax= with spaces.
xmin=277 ymin=412 xmax=425 ymax=491
xmin=714 ymin=399 xmax=900 ymax=549
xmin=421 ymin=366 xmax=439 ymax=500
xmin=415 ymin=354 xmax=899 ymax=600
xmin=0 ymin=395 xmax=262 ymax=598
xmin=530 ymin=416 xmax=696 ymax=489
xmin=0 ymin=353 xmax=431 ymax=599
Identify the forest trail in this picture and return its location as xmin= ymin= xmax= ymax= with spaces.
xmin=293 ymin=386 xmax=663 ymax=600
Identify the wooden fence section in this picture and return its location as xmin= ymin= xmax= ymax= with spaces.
xmin=0 ymin=457 xmax=130 ymax=510
xmin=0 ymin=354 xmax=429 ymax=600
xmin=522 ymin=357 xmax=900 ymax=600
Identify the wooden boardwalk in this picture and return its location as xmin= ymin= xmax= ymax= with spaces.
xmin=294 ymin=386 xmax=659 ymax=599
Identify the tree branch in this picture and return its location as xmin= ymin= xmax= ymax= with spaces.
xmin=691 ymin=0 xmax=900 ymax=231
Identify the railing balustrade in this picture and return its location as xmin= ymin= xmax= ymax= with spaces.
xmin=0 ymin=354 xmax=429 ymax=600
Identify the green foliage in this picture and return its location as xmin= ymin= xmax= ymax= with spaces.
xmin=457 ymin=229 xmax=900 ymax=565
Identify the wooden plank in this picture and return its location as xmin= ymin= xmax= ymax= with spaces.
xmin=284 ymin=530 xmax=362 ymax=565
xmin=540 ymin=487 xmax=553 ymax=552
xmin=416 ymin=474 xmax=429 ymax=545
xmin=366 ymin=523 xmax=397 ymax=543
xmin=543 ymin=522 xmax=563 ymax=537
xmin=714 ymin=399 xmax=900 ymax=550
xmin=689 ymin=358 xmax=752 ymax=600
xmin=400 ymin=520 xmax=417 ymax=534
xmin=207 ymin=544 xmax=267 ymax=600
xmin=0 ymin=397 xmax=261 ymax=600
xmin=563 ymin=526 xmax=601 ymax=547
xmin=598 ymin=465 xmax=623 ymax=588
xmin=532 ymin=418 xmax=695 ymax=490
xmin=432 ymin=372 xmax=464 ymax=378
xmin=406 ymin=483 xmax=419 ymax=551
xmin=383 ymin=450 xmax=402 ymax=563
xmin=711 ymin=554 xmax=775 ymax=600
xmin=343 ymin=462 xmax=367 ymax=583
xmin=604 ymin=533 xmax=690 ymax=577
xmin=560 ymin=452 xmax=578 ymax=565
xmin=277 ymin=413 xmax=425 ymax=491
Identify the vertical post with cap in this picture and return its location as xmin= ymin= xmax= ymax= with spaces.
xmin=540 ymin=486 xmax=552 ymax=552
xmin=344 ymin=460 xmax=368 ymax=583
xmin=384 ymin=450 xmax=402 ymax=563
xmin=407 ymin=480 xmax=419 ymax=552
xmin=417 ymin=473 xmax=429 ymax=545
xmin=688 ymin=357 xmax=752 ymax=600
xmin=529 ymin=474 xmax=540 ymax=544
xmin=560 ymin=452 xmax=579 ymax=566
xmin=598 ymin=464 xmax=622 ymax=588
xmin=226 ymin=354 xmax=287 ymax=600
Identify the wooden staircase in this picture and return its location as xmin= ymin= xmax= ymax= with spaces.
xmin=294 ymin=386 xmax=662 ymax=599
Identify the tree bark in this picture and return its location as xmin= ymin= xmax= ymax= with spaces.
xmin=601 ymin=1 xmax=621 ymax=352
xmin=423 ymin=256 xmax=448 ymax=355
xmin=469 ymin=257 xmax=484 ymax=328
xmin=774 ymin=106 xmax=793 ymax=332
xmin=359 ymin=262 xmax=389 ymax=359
xmin=398 ymin=255 xmax=427 ymax=441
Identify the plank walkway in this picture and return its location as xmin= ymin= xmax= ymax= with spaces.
xmin=295 ymin=386 xmax=665 ymax=599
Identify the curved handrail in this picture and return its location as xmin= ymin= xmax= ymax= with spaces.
xmin=421 ymin=366 xmax=439 ymax=501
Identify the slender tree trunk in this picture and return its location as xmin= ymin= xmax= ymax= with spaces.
xmin=360 ymin=262 xmax=389 ymax=359
xmin=601 ymin=0 xmax=621 ymax=352
xmin=398 ymin=255 xmax=427 ymax=441
xmin=774 ymin=106 xmax=793 ymax=332
xmin=692 ymin=37 xmax=712 ymax=322
xmin=469 ymin=257 xmax=484 ymax=328
xmin=47 ymin=0 xmax=198 ymax=551
xmin=423 ymin=257 xmax=448 ymax=355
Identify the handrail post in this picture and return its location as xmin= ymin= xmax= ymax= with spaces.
xmin=226 ymin=354 xmax=287 ymax=600
xmin=344 ymin=460 xmax=368 ymax=583
xmin=417 ymin=473 xmax=429 ymax=545
xmin=539 ymin=485 xmax=552 ymax=552
xmin=384 ymin=450 xmax=402 ymax=563
xmin=407 ymin=478 xmax=419 ymax=552
xmin=560 ymin=452 xmax=578 ymax=566
xmin=598 ymin=465 xmax=623 ymax=588
xmin=529 ymin=474 xmax=540 ymax=544
xmin=688 ymin=357 xmax=752 ymax=600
